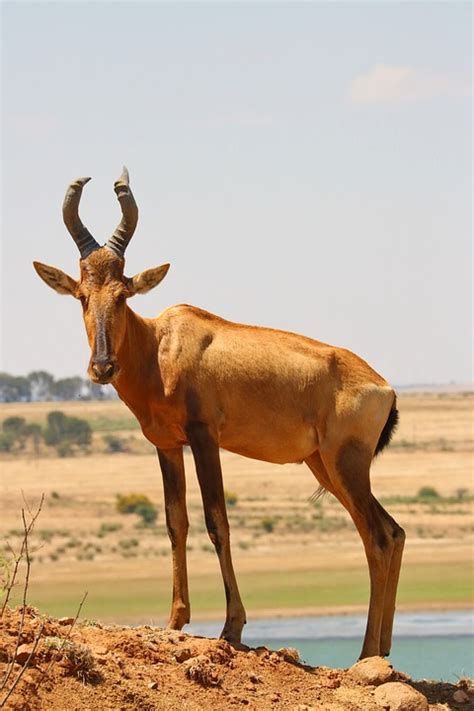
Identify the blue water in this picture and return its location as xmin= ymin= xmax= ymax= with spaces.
xmin=188 ymin=611 xmax=474 ymax=682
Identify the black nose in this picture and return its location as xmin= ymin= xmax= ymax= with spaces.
xmin=92 ymin=362 xmax=115 ymax=382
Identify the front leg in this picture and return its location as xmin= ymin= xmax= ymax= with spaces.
xmin=185 ymin=421 xmax=246 ymax=643
xmin=156 ymin=446 xmax=190 ymax=630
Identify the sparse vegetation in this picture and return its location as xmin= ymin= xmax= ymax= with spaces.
xmin=97 ymin=522 xmax=122 ymax=537
xmin=261 ymin=516 xmax=277 ymax=533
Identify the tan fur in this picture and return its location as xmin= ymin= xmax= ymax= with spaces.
xmin=35 ymin=243 xmax=404 ymax=659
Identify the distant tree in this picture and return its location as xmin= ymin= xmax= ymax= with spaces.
xmin=28 ymin=370 xmax=55 ymax=401
xmin=86 ymin=382 xmax=108 ymax=400
xmin=51 ymin=377 xmax=84 ymax=401
xmin=0 ymin=373 xmax=31 ymax=402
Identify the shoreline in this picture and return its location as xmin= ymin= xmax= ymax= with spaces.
xmin=115 ymin=600 xmax=474 ymax=626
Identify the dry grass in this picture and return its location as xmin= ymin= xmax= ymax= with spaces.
xmin=0 ymin=392 xmax=472 ymax=621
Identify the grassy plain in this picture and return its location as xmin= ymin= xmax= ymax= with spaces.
xmin=0 ymin=391 xmax=472 ymax=625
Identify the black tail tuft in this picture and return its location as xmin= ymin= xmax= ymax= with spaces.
xmin=374 ymin=400 xmax=399 ymax=457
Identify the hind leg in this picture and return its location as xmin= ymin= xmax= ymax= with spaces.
xmin=309 ymin=441 xmax=402 ymax=658
xmin=373 ymin=500 xmax=405 ymax=656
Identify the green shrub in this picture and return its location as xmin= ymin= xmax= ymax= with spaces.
xmin=116 ymin=493 xmax=158 ymax=526
xmin=224 ymin=490 xmax=238 ymax=507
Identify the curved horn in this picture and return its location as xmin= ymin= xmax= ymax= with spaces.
xmin=106 ymin=167 xmax=138 ymax=257
xmin=62 ymin=177 xmax=100 ymax=259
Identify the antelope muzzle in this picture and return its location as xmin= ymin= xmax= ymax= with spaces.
xmin=90 ymin=358 xmax=117 ymax=384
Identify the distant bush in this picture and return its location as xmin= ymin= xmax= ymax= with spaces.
xmin=103 ymin=434 xmax=126 ymax=453
xmin=417 ymin=486 xmax=440 ymax=500
xmin=224 ymin=490 xmax=238 ymax=507
xmin=116 ymin=493 xmax=158 ymax=526
xmin=0 ymin=432 xmax=15 ymax=452
xmin=97 ymin=522 xmax=123 ymax=537
xmin=44 ymin=411 xmax=92 ymax=456
xmin=261 ymin=516 xmax=277 ymax=533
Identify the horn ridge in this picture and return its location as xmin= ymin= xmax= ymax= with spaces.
xmin=62 ymin=176 xmax=100 ymax=259
xmin=107 ymin=166 xmax=139 ymax=257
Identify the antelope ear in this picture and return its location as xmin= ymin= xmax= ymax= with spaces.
xmin=33 ymin=261 xmax=78 ymax=296
xmin=127 ymin=263 xmax=170 ymax=295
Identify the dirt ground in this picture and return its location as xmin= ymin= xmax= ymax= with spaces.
xmin=0 ymin=606 xmax=472 ymax=711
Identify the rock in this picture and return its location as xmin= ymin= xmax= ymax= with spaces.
xmin=148 ymin=681 xmax=158 ymax=690
xmin=182 ymin=654 xmax=221 ymax=687
xmin=278 ymin=647 xmax=300 ymax=663
xmin=453 ymin=689 xmax=470 ymax=704
xmin=249 ymin=673 xmax=263 ymax=684
xmin=58 ymin=616 xmax=75 ymax=626
xmin=348 ymin=656 xmax=395 ymax=686
xmin=373 ymin=682 xmax=428 ymax=711
xmin=91 ymin=645 xmax=108 ymax=656
xmin=15 ymin=643 xmax=35 ymax=665
xmin=174 ymin=647 xmax=192 ymax=663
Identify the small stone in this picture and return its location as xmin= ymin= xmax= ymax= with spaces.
xmin=294 ymin=705 xmax=315 ymax=711
xmin=182 ymin=654 xmax=221 ymax=687
xmin=453 ymin=689 xmax=470 ymax=704
xmin=373 ymin=682 xmax=429 ymax=711
xmin=148 ymin=681 xmax=158 ymax=690
xmin=278 ymin=647 xmax=300 ymax=663
xmin=91 ymin=645 xmax=108 ymax=656
xmin=174 ymin=648 xmax=192 ymax=663
xmin=15 ymin=643 xmax=35 ymax=665
xmin=58 ymin=616 xmax=75 ymax=626
xmin=348 ymin=656 xmax=395 ymax=686
xmin=249 ymin=673 xmax=263 ymax=684
xmin=270 ymin=693 xmax=280 ymax=702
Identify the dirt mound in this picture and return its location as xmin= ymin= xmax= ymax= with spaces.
xmin=0 ymin=606 xmax=472 ymax=710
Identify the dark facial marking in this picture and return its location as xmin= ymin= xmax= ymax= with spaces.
xmin=93 ymin=314 xmax=111 ymax=364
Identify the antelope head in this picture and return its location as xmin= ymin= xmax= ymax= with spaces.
xmin=34 ymin=168 xmax=169 ymax=384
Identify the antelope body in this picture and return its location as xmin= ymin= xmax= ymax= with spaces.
xmin=34 ymin=169 xmax=404 ymax=659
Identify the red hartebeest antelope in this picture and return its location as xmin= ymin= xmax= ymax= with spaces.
xmin=34 ymin=168 xmax=404 ymax=659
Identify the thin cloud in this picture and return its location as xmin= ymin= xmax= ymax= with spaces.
xmin=348 ymin=64 xmax=471 ymax=104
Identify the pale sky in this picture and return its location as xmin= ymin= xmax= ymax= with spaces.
xmin=1 ymin=1 xmax=472 ymax=386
